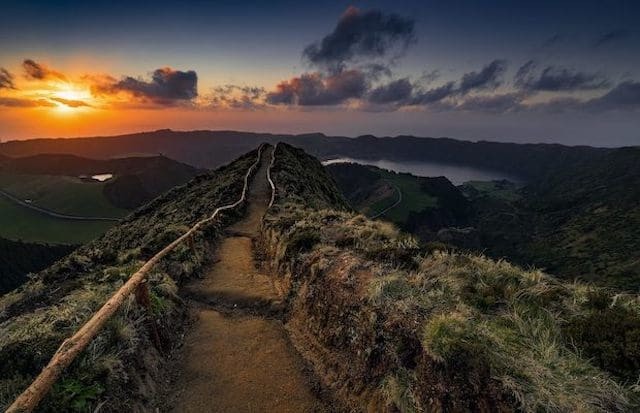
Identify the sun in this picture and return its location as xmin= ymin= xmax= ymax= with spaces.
xmin=50 ymin=86 xmax=94 ymax=113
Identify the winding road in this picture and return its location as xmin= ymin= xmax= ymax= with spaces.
xmin=0 ymin=189 xmax=121 ymax=222
xmin=369 ymin=180 xmax=402 ymax=219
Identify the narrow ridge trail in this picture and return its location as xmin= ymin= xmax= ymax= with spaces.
xmin=169 ymin=146 xmax=326 ymax=412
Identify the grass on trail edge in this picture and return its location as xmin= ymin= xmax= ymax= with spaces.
xmin=262 ymin=143 xmax=639 ymax=413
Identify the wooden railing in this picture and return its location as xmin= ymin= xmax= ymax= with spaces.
xmin=6 ymin=144 xmax=269 ymax=413
xmin=267 ymin=143 xmax=277 ymax=208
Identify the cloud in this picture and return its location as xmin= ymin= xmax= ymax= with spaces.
xmin=409 ymin=81 xmax=456 ymax=105
xmin=458 ymin=59 xmax=507 ymax=94
xmin=22 ymin=59 xmax=67 ymax=81
xmin=457 ymin=93 xmax=525 ymax=113
xmin=0 ymin=97 xmax=56 ymax=108
xmin=0 ymin=68 xmax=15 ymax=89
xmin=266 ymin=70 xmax=368 ymax=106
xmin=48 ymin=97 xmax=92 ymax=108
xmin=360 ymin=63 xmax=393 ymax=81
xmin=420 ymin=69 xmax=440 ymax=85
xmin=303 ymin=6 xmax=415 ymax=72
xmin=585 ymin=81 xmax=640 ymax=110
xmin=367 ymin=78 xmax=413 ymax=104
xmin=593 ymin=29 xmax=631 ymax=48
xmin=515 ymin=61 xmax=610 ymax=91
xmin=208 ymin=85 xmax=266 ymax=110
xmin=92 ymin=67 xmax=197 ymax=105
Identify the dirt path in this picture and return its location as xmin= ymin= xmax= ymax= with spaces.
xmin=169 ymin=146 xmax=325 ymax=412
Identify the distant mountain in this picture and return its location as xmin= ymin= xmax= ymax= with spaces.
xmin=0 ymin=129 xmax=611 ymax=180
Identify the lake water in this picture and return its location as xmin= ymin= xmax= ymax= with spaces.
xmin=91 ymin=174 xmax=113 ymax=182
xmin=322 ymin=158 xmax=520 ymax=185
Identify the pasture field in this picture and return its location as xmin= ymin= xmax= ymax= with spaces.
xmin=0 ymin=197 xmax=115 ymax=244
xmin=0 ymin=173 xmax=128 ymax=218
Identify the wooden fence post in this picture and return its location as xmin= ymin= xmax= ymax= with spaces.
xmin=135 ymin=280 xmax=164 ymax=353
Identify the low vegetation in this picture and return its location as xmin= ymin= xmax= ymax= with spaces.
xmin=261 ymin=144 xmax=639 ymax=412
xmin=0 ymin=237 xmax=74 ymax=294
xmin=0 ymin=196 xmax=116 ymax=244
xmin=0 ymin=173 xmax=128 ymax=218
xmin=0 ymin=149 xmax=259 ymax=411
xmin=327 ymin=162 xmax=470 ymax=241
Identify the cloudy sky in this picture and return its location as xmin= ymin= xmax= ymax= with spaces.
xmin=0 ymin=0 xmax=639 ymax=146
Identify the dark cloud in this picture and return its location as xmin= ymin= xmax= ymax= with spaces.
xmin=515 ymin=61 xmax=610 ymax=91
xmin=361 ymin=63 xmax=392 ymax=81
xmin=458 ymin=59 xmax=507 ymax=94
xmin=586 ymin=81 xmax=640 ymax=110
xmin=593 ymin=29 xmax=631 ymax=48
xmin=0 ymin=68 xmax=15 ymax=89
xmin=266 ymin=70 xmax=368 ymax=106
xmin=22 ymin=59 xmax=67 ymax=81
xmin=0 ymin=97 xmax=56 ymax=108
xmin=303 ymin=6 xmax=415 ymax=72
xmin=420 ymin=69 xmax=440 ymax=85
xmin=209 ymin=85 xmax=266 ymax=110
xmin=49 ymin=97 xmax=92 ymax=108
xmin=367 ymin=78 xmax=413 ymax=104
xmin=457 ymin=93 xmax=525 ymax=113
xmin=409 ymin=81 xmax=456 ymax=105
xmin=92 ymin=67 xmax=197 ymax=105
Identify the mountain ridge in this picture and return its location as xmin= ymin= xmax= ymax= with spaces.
xmin=0 ymin=129 xmax=613 ymax=180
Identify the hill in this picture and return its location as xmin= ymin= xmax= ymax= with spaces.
xmin=0 ymin=238 xmax=74 ymax=294
xmin=0 ymin=129 xmax=609 ymax=180
xmin=328 ymin=148 xmax=640 ymax=291
xmin=1 ymin=144 xmax=638 ymax=412
xmin=459 ymin=147 xmax=640 ymax=290
xmin=327 ymin=162 xmax=471 ymax=241
xmin=0 ymin=154 xmax=201 ymax=245
xmin=263 ymin=144 xmax=639 ymax=411
xmin=0 ymin=149 xmax=259 ymax=411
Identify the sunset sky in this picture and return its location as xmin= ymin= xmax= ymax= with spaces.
xmin=1 ymin=0 xmax=639 ymax=146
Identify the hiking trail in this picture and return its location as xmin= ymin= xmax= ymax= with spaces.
xmin=168 ymin=146 xmax=326 ymax=412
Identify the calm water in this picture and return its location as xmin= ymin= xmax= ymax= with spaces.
xmin=91 ymin=173 xmax=113 ymax=182
xmin=322 ymin=158 xmax=520 ymax=185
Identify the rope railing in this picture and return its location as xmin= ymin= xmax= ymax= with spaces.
xmin=267 ymin=143 xmax=277 ymax=208
xmin=6 ymin=144 xmax=268 ymax=413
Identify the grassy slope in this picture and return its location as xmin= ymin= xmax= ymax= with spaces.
xmin=463 ymin=147 xmax=640 ymax=291
xmin=0 ymin=173 xmax=128 ymax=218
xmin=327 ymin=163 xmax=437 ymax=223
xmin=263 ymin=144 xmax=638 ymax=412
xmin=377 ymin=170 xmax=437 ymax=222
xmin=0 ymin=238 xmax=74 ymax=295
xmin=0 ymin=197 xmax=115 ymax=244
xmin=0 ymin=148 xmax=259 ymax=412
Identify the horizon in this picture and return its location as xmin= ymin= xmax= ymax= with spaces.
xmin=0 ymin=128 xmax=633 ymax=149
xmin=1 ymin=1 xmax=639 ymax=146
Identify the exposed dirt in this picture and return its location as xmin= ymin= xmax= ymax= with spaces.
xmin=168 ymin=146 xmax=326 ymax=412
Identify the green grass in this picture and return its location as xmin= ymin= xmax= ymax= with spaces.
xmin=0 ymin=197 xmax=115 ymax=244
xmin=462 ymin=180 xmax=521 ymax=202
xmin=0 ymin=173 xmax=129 ymax=218
xmin=264 ymin=144 xmax=639 ymax=412
xmin=375 ymin=171 xmax=437 ymax=223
